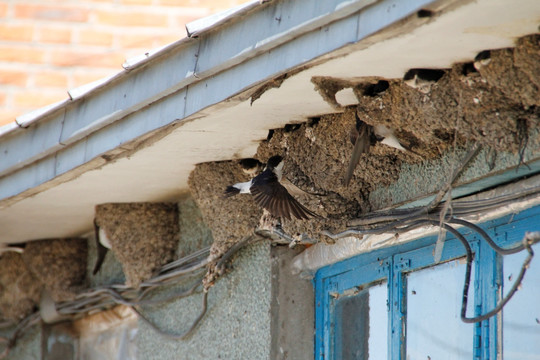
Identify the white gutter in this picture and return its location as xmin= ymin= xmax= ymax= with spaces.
xmin=0 ymin=0 xmax=437 ymax=203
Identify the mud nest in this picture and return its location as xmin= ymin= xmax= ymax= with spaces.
xmin=95 ymin=203 xmax=179 ymax=288
xmin=188 ymin=161 xmax=262 ymax=288
xmin=22 ymin=238 xmax=88 ymax=302
xmin=0 ymin=253 xmax=41 ymax=323
xmin=188 ymin=33 xmax=540 ymax=260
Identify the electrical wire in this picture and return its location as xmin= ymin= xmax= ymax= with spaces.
xmin=133 ymin=291 xmax=208 ymax=341
xmin=0 ymin=312 xmax=40 ymax=360
xmin=321 ymin=141 xmax=540 ymax=325
xmin=326 ymin=216 xmax=540 ymax=324
xmin=0 ymin=236 xmax=258 ymax=358
xmin=461 ymin=232 xmax=537 ymax=323
xmin=328 ymin=214 xmax=540 ymax=325
xmin=0 ymin=142 xmax=537 ymax=355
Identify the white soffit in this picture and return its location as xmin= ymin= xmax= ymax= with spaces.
xmin=0 ymin=0 xmax=539 ymax=243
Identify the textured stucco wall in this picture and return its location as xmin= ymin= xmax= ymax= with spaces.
xmin=270 ymin=246 xmax=314 ymax=360
xmin=370 ymin=131 xmax=540 ymax=209
xmin=86 ymin=195 xmax=273 ymax=360
xmin=1 ymin=326 xmax=41 ymax=360
xmin=137 ymin=242 xmax=272 ymax=360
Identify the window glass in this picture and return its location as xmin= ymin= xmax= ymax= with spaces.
xmin=503 ymin=244 xmax=540 ymax=360
xmin=333 ymin=281 xmax=388 ymax=360
xmin=406 ymin=259 xmax=474 ymax=359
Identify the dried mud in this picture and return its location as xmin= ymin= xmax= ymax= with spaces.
xmin=95 ymin=203 xmax=179 ymax=288
xmin=0 ymin=253 xmax=41 ymax=323
xmin=189 ymin=34 xmax=540 ymax=258
xmin=22 ymin=238 xmax=88 ymax=302
xmin=188 ymin=161 xmax=262 ymax=288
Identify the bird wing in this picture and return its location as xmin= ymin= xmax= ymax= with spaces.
xmin=92 ymin=219 xmax=109 ymax=275
xmin=344 ymin=119 xmax=371 ymax=186
xmin=250 ymin=171 xmax=317 ymax=220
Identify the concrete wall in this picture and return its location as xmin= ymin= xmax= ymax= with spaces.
xmin=92 ymin=195 xmax=275 ymax=360
xmin=137 ymin=242 xmax=272 ymax=360
xmin=270 ymin=246 xmax=314 ymax=360
xmin=1 ymin=325 xmax=41 ymax=360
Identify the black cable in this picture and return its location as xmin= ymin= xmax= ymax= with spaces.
xmin=448 ymin=218 xmax=526 ymax=255
xmin=0 ymin=312 xmax=40 ymax=360
xmin=324 ymin=210 xmax=539 ymax=325
xmin=348 ymin=184 xmax=540 ymax=228
xmin=422 ymin=221 xmax=475 ymax=322
xmin=460 ymin=232 xmax=535 ymax=323
xmin=0 ymin=236 xmax=256 ymax=351
xmin=132 ymin=291 xmax=208 ymax=341
xmin=418 ymin=219 xmax=538 ymax=324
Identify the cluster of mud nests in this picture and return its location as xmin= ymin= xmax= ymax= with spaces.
xmin=0 ymin=238 xmax=87 ymax=323
xmin=189 ymin=34 xmax=540 ymax=262
xmin=0 ymin=203 xmax=180 ymax=323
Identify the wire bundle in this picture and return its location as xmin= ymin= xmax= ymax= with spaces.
xmin=321 ymin=145 xmax=540 ymax=324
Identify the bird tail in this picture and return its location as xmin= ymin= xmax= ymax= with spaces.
xmin=224 ymin=186 xmax=240 ymax=197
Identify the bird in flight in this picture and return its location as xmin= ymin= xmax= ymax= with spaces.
xmin=225 ymin=155 xmax=317 ymax=220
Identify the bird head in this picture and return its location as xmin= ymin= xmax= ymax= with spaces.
xmin=239 ymin=158 xmax=263 ymax=176
xmin=266 ymin=155 xmax=283 ymax=171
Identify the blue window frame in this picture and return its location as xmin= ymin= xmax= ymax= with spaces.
xmin=314 ymin=204 xmax=540 ymax=359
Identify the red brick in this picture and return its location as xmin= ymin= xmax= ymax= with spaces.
xmin=176 ymin=15 xmax=204 ymax=30
xmin=33 ymin=72 xmax=68 ymax=88
xmin=95 ymin=9 xmax=168 ymax=27
xmin=159 ymin=0 xmax=213 ymax=7
xmin=117 ymin=33 xmax=157 ymax=49
xmin=13 ymin=90 xmax=66 ymax=108
xmin=0 ymin=110 xmax=20 ymax=127
xmin=121 ymin=0 xmax=154 ymax=4
xmin=0 ymin=46 xmax=46 ymax=64
xmin=78 ymin=29 xmax=113 ymax=46
xmin=36 ymin=27 xmax=72 ymax=44
xmin=0 ymin=70 xmax=28 ymax=87
xmin=159 ymin=0 xmax=239 ymax=12
xmin=72 ymin=71 xmax=114 ymax=87
xmin=156 ymin=34 xmax=186 ymax=46
xmin=0 ymin=4 xmax=8 ymax=17
xmin=51 ymin=50 xmax=125 ymax=68
xmin=15 ymin=4 xmax=89 ymax=22
xmin=0 ymin=24 xmax=34 ymax=42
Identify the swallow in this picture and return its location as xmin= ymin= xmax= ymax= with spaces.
xmin=0 ymin=244 xmax=24 ymax=255
xmin=403 ymin=69 xmax=445 ymax=93
xmin=473 ymin=50 xmax=491 ymax=71
xmin=92 ymin=219 xmax=112 ymax=275
xmin=344 ymin=114 xmax=373 ymax=186
xmin=225 ymin=155 xmax=317 ymax=220
xmin=238 ymin=158 xmax=263 ymax=177
xmin=344 ymin=112 xmax=420 ymax=186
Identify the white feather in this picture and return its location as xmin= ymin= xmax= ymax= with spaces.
xmin=274 ymin=161 xmax=284 ymax=181
xmin=99 ymin=227 xmax=112 ymax=249
xmin=233 ymin=180 xmax=253 ymax=194
xmin=374 ymin=125 xmax=406 ymax=151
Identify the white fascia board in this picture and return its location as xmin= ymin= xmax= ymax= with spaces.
xmin=0 ymin=0 xmax=435 ymax=203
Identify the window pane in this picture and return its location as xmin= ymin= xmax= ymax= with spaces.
xmin=503 ymin=244 xmax=540 ymax=360
xmin=333 ymin=281 xmax=388 ymax=360
xmin=406 ymin=259 xmax=474 ymax=359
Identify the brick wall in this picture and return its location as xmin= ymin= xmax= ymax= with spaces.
xmin=0 ymin=0 xmax=245 ymax=126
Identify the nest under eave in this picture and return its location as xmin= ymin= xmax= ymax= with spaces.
xmin=188 ymin=34 xmax=540 ymax=282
